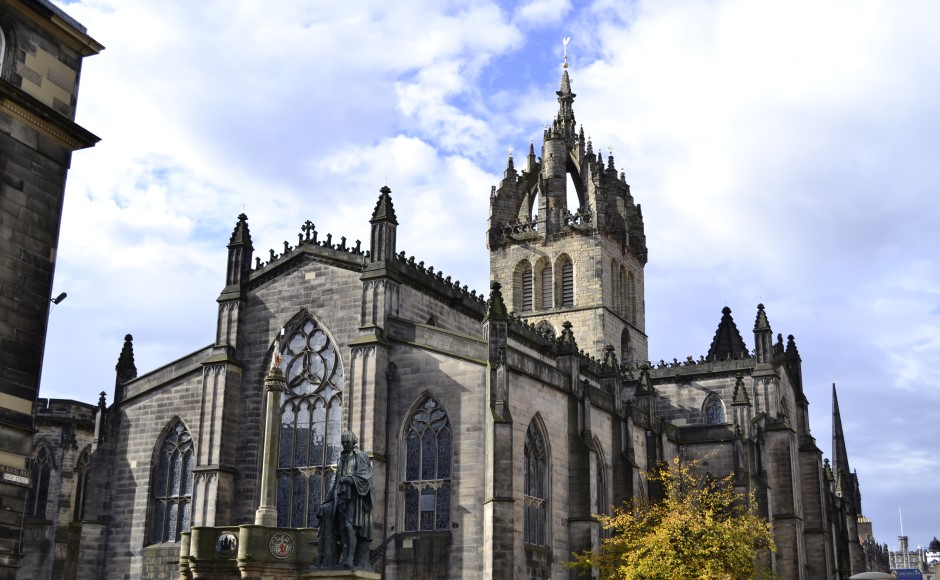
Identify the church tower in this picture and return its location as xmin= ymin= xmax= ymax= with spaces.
xmin=487 ymin=66 xmax=648 ymax=363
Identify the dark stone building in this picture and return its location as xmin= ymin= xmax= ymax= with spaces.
xmin=0 ymin=1 xmax=99 ymax=577
xmin=18 ymin=63 xmax=883 ymax=579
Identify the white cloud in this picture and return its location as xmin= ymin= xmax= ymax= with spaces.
xmin=43 ymin=0 xmax=940 ymax=549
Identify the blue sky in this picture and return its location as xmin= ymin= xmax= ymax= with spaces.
xmin=44 ymin=0 xmax=940 ymax=550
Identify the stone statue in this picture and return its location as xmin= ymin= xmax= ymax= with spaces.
xmin=317 ymin=431 xmax=375 ymax=569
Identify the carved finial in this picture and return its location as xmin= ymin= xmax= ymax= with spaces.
xmin=562 ymin=36 xmax=570 ymax=68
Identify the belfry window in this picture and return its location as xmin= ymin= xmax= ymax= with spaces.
xmin=521 ymin=264 xmax=533 ymax=312
xmin=704 ymin=393 xmax=726 ymax=424
xmin=540 ymin=263 xmax=552 ymax=309
xmin=403 ymin=396 xmax=452 ymax=532
xmin=524 ymin=419 xmax=548 ymax=546
xmin=277 ymin=318 xmax=344 ymax=528
xmin=26 ymin=444 xmax=52 ymax=519
xmin=559 ymin=257 xmax=574 ymax=307
xmin=149 ymin=421 xmax=193 ymax=543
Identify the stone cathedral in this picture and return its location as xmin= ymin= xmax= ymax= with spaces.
xmin=19 ymin=69 xmax=877 ymax=580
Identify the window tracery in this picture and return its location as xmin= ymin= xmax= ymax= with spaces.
xmin=704 ymin=393 xmax=726 ymax=424
xmin=277 ymin=318 xmax=344 ymax=528
xmin=403 ymin=396 xmax=451 ymax=532
xmin=74 ymin=447 xmax=91 ymax=522
xmin=524 ymin=420 xmax=548 ymax=546
xmin=149 ymin=421 xmax=193 ymax=543
xmin=26 ymin=444 xmax=52 ymax=519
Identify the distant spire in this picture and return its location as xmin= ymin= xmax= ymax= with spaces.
xmin=832 ymin=382 xmax=851 ymax=478
xmin=115 ymin=334 xmax=137 ymax=386
xmin=706 ymin=306 xmax=749 ymax=361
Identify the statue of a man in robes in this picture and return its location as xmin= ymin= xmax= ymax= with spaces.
xmin=317 ymin=431 xmax=375 ymax=569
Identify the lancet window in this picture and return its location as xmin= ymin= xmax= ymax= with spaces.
xmin=149 ymin=421 xmax=193 ymax=543
xmin=539 ymin=262 xmax=553 ymax=309
xmin=521 ymin=264 xmax=533 ymax=312
xmin=524 ymin=419 xmax=548 ymax=546
xmin=26 ymin=444 xmax=52 ymax=519
xmin=277 ymin=318 xmax=344 ymax=528
xmin=557 ymin=255 xmax=574 ymax=307
xmin=403 ymin=396 xmax=452 ymax=532
xmin=74 ymin=447 xmax=91 ymax=522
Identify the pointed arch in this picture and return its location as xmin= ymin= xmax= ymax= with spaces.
xmin=513 ymin=260 xmax=533 ymax=313
xmin=26 ymin=442 xmax=54 ymax=519
xmin=524 ymin=415 xmax=550 ymax=546
xmin=275 ymin=314 xmax=345 ymax=528
xmin=73 ymin=446 xmax=92 ymax=522
xmin=0 ymin=26 xmax=6 ymax=77
xmin=555 ymin=254 xmax=574 ymax=308
xmin=627 ymin=271 xmax=637 ymax=323
xmin=620 ymin=329 xmax=633 ymax=365
xmin=703 ymin=393 xmax=726 ymax=425
xmin=402 ymin=394 xmax=452 ymax=532
xmin=149 ymin=419 xmax=194 ymax=544
xmin=610 ymin=260 xmax=621 ymax=313
xmin=593 ymin=436 xmax=609 ymax=517
xmin=534 ymin=257 xmax=552 ymax=310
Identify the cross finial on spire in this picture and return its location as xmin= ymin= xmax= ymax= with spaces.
xmin=563 ymin=37 xmax=570 ymax=68
xmin=508 ymin=145 xmax=513 ymax=157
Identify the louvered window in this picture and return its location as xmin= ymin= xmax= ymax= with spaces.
xmin=521 ymin=266 xmax=533 ymax=312
xmin=541 ymin=266 xmax=552 ymax=309
xmin=561 ymin=260 xmax=574 ymax=307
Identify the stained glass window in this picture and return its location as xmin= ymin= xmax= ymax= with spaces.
xmin=403 ymin=396 xmax=451 ymax=532
xmin=73 ymin=447 xmax=91 ymax=522
xmin=524 ymin=420 xmax=548 ymax=546
xmin=704 ymin=393 xmax=726 ymax=424
xmin=277 ymin=318 xmax=344 ymax=528
xmin=149 ymin=421 xmax=193 ymax=543
xmin=26 ymin=444 xmax=52 ymax=519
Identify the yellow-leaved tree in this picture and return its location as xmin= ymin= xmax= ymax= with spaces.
xmin=571 ymin=456 xmax=776 ymax=579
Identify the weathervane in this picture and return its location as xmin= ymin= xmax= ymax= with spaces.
xmin=563 ymin=37 xmax=570 ymax=68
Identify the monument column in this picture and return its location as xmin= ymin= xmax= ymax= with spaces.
xmin=255 ymin=357 xmax=286 ymax=526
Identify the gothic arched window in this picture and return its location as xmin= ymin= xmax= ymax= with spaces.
xmin=26 ymin=443 xmax=52 ymax=519
xmin=557 ymin=255 xmax=574 ymax=307
xmin=73 ymin=447 xmax=91 ymax=522
xmin=704 ymin=393 xmax=726 ymax=424
xmin=594 ymin=437 xmax=609 ymax=517
xmin=0 ymin=27 xmax=6 ymax=77
xmin=149 ymin=421 xmax=193 ymax=544
xmin=524 ymin=419 xmax=548 ymax=546
xmin=627 ymin=271 xmax=637 ymax=323
xmin=535 ymin=258 xmax=552 ymax=310
xmin=277 ymin=318 xmax=344 ymax=528
xmin=403 ymin=396 xmax=452 ymax=531
xmin=621 ymin=329 xmax=632 ymax=365
xmin=514 ymin=260 xmax=533 ymax=313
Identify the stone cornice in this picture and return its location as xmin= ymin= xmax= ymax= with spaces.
xmin=0 ymin=82 xmax=100 ymax=150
